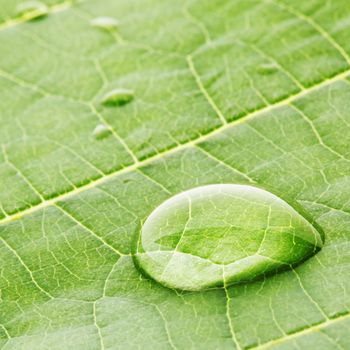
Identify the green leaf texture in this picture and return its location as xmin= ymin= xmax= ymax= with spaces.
xmin=0 ymin=0 xmax=350 ymax=349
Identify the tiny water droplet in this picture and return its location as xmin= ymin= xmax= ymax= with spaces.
xmin=134 ymin=184 xmax=323 ymax=291
xmin=101 ymin=88 xmax=134 ymax=107
xmin=258 ymin=62 xmax=278 ymax=75
xmin=90 ymin=16 xmax=119 ymax=30
xmin=93 ymin=124 xmax=111 ymax=140
xmin=16 ymin=1 xmax=48 ymax=20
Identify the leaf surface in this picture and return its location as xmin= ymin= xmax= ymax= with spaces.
xmin=0 ymin=0 xmax=350 ymax=349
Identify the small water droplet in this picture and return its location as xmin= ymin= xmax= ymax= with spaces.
xmin=134 ymin=184 xmax=323 ymax=291
xmin=101 ymin=88 xmax=134 ymax=107
xmin=93 ymin=124 xmax=111 ymax=140
xmin=258 ymin=62 xmax=278 ymax=75
xmin=90 ymin=16 xmax=119 ymax=30
xmin=16 ymin=1 xmax=48 ymax=20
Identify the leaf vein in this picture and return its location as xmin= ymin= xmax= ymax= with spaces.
xmin=1 ymin=68 xmax=350 ymax=226
xmin=186 ymin=55 xmax=227 ymax=125
xmin=248 ymin=311 xmax=350 ymax=350
xmin=55 ymin=204 xmax=127 ymax=257
xmin=0 ymin=234 xmax=54 ymax=299
xmin=272 ymin=0 xmax=350 ymax=65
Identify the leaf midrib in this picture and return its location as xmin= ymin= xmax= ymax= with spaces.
xmin=1 ymin=67 xmax=350 ymax=226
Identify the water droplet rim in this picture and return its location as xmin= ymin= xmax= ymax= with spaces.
xmin=90 ymin=16 xmax=119 ymax=30
xmin=16 ymin=1 xmax=49 ymax=20
xmin=101 ymin=88 xmax=134 ymax=107
xmin=257 ymin=62 xmax=279 ymax=74
xmin=132 ymin=183 xmax=325 ymax=291
xmin=93 ymin=124 xmax=112 ymax=140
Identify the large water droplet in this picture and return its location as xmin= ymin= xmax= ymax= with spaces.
xmin=90 ymin=16 xmax=119 ymax=30
xmin=93 ymin=124 xmax=111 ymax=140
xmin=16 ymin=1 xmax=48 ymax=20
xmin=101 ymin=88 xmax=134 ymax=107
xmin=134 ymin=184 xmax=323 ymax=291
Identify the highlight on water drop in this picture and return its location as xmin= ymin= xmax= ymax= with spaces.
xmin=134 ymin=184 xmax=324 ymax=291
xmin=90 ymin=16 xmax=119 ymax=30
xmin=101 ymin=88 xmax=134 ymax=107
xmin=257 ymin=62 xmax=278 ymax=75
xmin=16 ymin=1 xmax=48 ymax=20
xmin=93 ymin=124 xmax=111 ymax=140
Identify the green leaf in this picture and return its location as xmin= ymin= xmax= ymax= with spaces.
xmin=0 ymin=0 xmax=350 ymax=349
